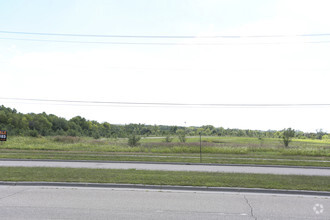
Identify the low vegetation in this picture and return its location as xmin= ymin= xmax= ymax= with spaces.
xmin=0 ymin=105 xmax=329 ymax=167
xmin=1 ymin=167 xmax=329 ymax=191
xmin=0 ymin=136 xmax=329 ymax=167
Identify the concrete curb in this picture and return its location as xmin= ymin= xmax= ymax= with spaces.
xmin=0 ymin=158 xmax=329 ymax=169
xmin=0 ymin=181 xmax=329 ymax=197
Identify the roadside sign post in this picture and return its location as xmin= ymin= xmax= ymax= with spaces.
xmin=0 ymin=130 xmax=7 ymax=144
xmin=199 ymin=132 xmax=202 ymax=163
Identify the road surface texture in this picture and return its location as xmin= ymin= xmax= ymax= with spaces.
xmin=0 ymin=160 xmax=329 ymax=176
xmin=0 ymin=185 xmax=328 ymax=219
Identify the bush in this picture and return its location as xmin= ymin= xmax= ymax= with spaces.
xmin=281 ymin=128 xmax=295 ymax=147
xmin=128 ymin=134 xmax=141 ymax=147
xmin=163 ymin=135 xmax=173 ymax=143
xmin=322 ymin=135 xmax=329 ymax=140
xmin=28 ymin=130 xmax=39 ymax=137
xmin=176 ymin=129 xmax=186 ymax=143
xmin=92 ymin=131 xmax=101 ymax=139
xmin=67 ymin=129 xmax=79 ymax=137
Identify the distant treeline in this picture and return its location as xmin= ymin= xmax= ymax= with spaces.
xmin=0 ymin=105 xmax=327 ymax=139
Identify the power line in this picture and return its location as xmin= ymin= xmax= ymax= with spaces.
xmin=1 ymin=97 xmax=330 ymax=108
xmin=1 ymin=30 xmax=330 ymax=38
xmin=0 ymin=37 xmax=205 ymax=45
xmin=1 ymin=37 xmax=330 ymax=46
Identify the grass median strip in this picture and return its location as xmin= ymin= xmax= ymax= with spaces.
xmin=0 ymin=167 xmax=329 ymax=191
xmin=1 ymin=150 xmax=329 ymax=167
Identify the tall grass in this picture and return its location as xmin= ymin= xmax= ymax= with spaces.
xmin=1 ymin=136 xmax=329 ymax=157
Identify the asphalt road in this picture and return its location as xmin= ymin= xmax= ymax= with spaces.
xmin=0 ymin=160 xmax=330 ymax=176
xmin=0 ymin=185 xmax=328 ymax=219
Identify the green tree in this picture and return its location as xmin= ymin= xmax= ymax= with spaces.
xmin=170 ymin=126 xmax=178 ymax=134
xmin=49 ymin=115 xmax=69 ymax=132
xmin=128 ymin=133 xmax=141 ymax=147
xmin=176 ymin=129 xmax=186 ymax=143
xmin=322 ymin=134 xmax=329 ymax=140
xmin=70 ymin=116 xmax=89 ymax=134
xmin=151 ymin=125 xmax=160 ymax=136
xmin=19 ymin=116 xmax=29 ymax=130
xmin=281 ymin=128 xmax=295 ymax=147
xmin=163 ymin=135 xmax=173 ymax=143
xmin=141 ymin=127 xmax=152 ymax=136
xmin=0 ymin=111 xmax=7 ymax=124
xmin=29 ymin=114 xmax=52 ymax=135
xmin=316 ymin=129 xmax=326 ymax=140
xmin=257 ymin=132 xmax=265 ymax=146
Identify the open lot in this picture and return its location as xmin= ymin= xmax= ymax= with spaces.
xmin=0 ymin=136 xmax=329 ymax=167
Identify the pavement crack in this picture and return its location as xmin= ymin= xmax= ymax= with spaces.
xmin=244 ymin=195 xmax=257 ymax=220
xmin=0 ymin=188 xmax=27 ymax=201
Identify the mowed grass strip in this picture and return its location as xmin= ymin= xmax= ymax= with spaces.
xmin=1 ymin=167 xmax=329 ymax=191
xmin=0 ymin=151 xmax=330 ymax=167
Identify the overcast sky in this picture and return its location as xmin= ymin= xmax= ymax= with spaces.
xmin=0 ymin=0 xmax=330 ymax=132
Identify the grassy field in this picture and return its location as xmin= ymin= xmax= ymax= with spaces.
xmin=1 ymin=166 xmax=329 ymax=191
xmin=0 ymin=136 xmax=329 ymax=167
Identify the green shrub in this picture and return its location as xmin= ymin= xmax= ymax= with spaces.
xmin=176 ymin=129 xmax=186 ymax=143
xmin=128 ymin=134 xmax=141 ymax=147
xmin=164 ymin=135 xmax=173 ymax=143
xmin=28 ymin=130 xmax=39 ymax=138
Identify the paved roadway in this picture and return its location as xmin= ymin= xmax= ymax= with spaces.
xmin=0 ymin=185 xmax=329 ymax=219
xmin=0 ymin=160 xmax=330 ymax=176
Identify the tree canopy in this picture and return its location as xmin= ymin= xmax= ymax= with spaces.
xmin=0 ymin=105 xmax=326 ymax=139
